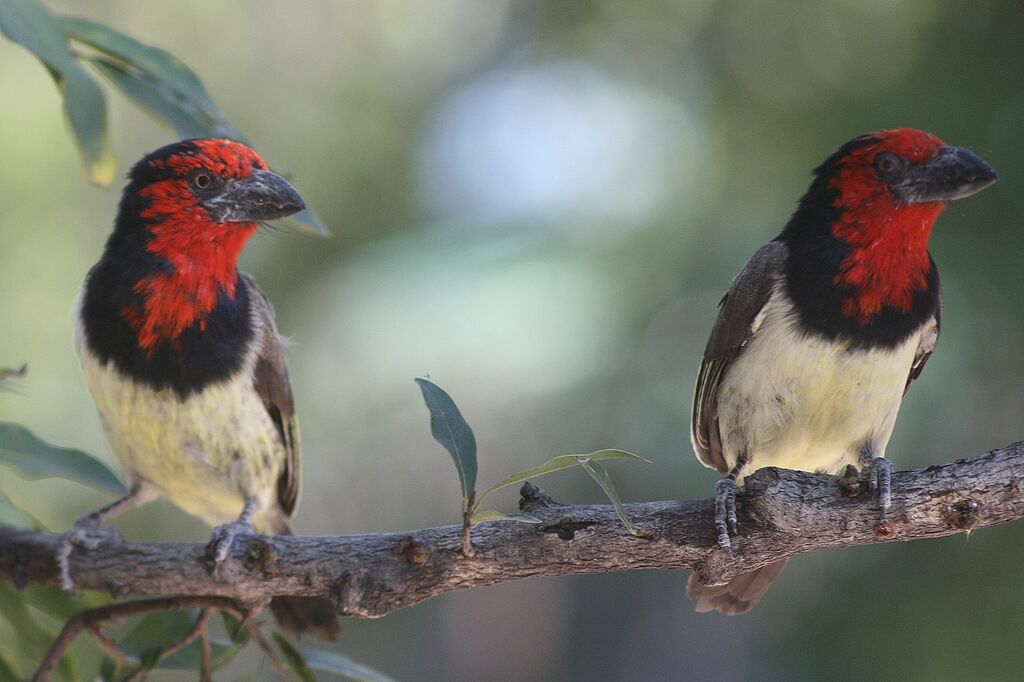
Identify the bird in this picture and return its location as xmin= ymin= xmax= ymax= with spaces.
xmin=65 ymin=138 xmax=339 ymax=640
xmin=686 ymin=128 xmax=997 ymax=615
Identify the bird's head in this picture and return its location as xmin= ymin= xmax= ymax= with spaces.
xmin=820 ymin=128 xmax=997 ymax=216
xmin=107 ymin=139 xmax=306 ymax=353
xmin=119 ymin=138 xmax=305 ymax=234
xmin=781 ymin=129 xmax=997 ymax=325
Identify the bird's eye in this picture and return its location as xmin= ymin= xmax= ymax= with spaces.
xmin=874 ymin=152 xmax=903 ymax=176
xmin=190 ymin=171 xmax=213 ymax=191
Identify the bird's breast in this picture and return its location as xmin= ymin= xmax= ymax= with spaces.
xmin=717 ymin=286 xmax=924 ymax=479
xmin=75 ymin=327 xmax=283 ymax=526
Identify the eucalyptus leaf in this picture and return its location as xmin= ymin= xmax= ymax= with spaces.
xmin=414 ymin=378 xmax=477 ymax=506
xmin=85 ymin=57 xmax=219 ymax=139
xmin=577 ymin=458 xmax=640 ymax=536
xmin=470 ymin=509 xmax=542 ymax=527
xmin=302 ymin=649 xmax=400 ymax=682
xmin=273 ymin=633 xmax=317 ymax=682
xmin=477 ymin=450 xmax=649 ymax=506
xmin=0 ymin=423 xmax=126 ymax=494
xmin=60 ymin=16 xmax=235 ymax=131
xmin=0 ymin=0 xmax=115 ymax=185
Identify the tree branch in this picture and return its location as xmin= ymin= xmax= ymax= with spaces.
xmin=3 ymin=441 xmax=1024 ymax=619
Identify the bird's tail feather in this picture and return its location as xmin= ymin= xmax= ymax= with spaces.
xmin=259 ymin=517 xmax=341 ymax=641
xmin=686 ymin=559 xmax=788 ymax=615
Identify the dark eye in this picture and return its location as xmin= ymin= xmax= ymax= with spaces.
xmin=874 ymin=152 xmax=903 ymax=176
xmin=190 ymin=171 xmax=214 ymax=191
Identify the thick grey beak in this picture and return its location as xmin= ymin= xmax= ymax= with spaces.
xmin=203 ymin=169 xmax=306 ymax=222
xmin=897 ymin=146 xmax=998 ymax=203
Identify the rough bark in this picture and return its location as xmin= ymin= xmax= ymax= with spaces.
xmin=2 ymin=441 xmax=1023 ymax=618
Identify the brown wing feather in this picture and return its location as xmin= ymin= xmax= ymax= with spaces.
xmin=691 ymin=241 xmax=787 ymax=473
xmin=242 ymin=273 xmax=301 ymax=518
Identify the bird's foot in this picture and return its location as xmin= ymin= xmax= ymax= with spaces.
xmin=714 ymin=477 xmax=739 ymax=556
xmin=206 ymin=519 xmax=254 ymax=563
xmin=865 ymin=456 xmax=893 ymax=517
xmin=57 ymin=517 xmax=122 ymax=593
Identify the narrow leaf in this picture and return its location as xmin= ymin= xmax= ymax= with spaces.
xmin=85 ymin=57 xmax=219 ymax=139
xmin=414 ymin=378 xmax=477 ymax=505
xmin=302 ymin=649 xmax=399 ymax=682
xmin=477 ymin=450 xmax=649 ymax=506
xmin=0 ymin=423 xmax=126 ymax=494
xmin=470 ymin=509 xmax=542 ymax=527
xmin=0 ymin=490 xmax=40 ymax=529
xmin=285 ymin=207 xmax=331 ymax=237
xmin=61 ymin=16 xmax=241 ymax=139
xmin=273 ymin=633 xmax=317 ymax=682
xmin=577 ymin=458 xmax=639 ymax=536
xmin=0 ymin=0 xmax=115 ymax=185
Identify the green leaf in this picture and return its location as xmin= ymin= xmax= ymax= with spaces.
xmin=272 ymin=633 xmax=317 ymax=682
xmin=414 ymin=378 xmax=477 ymax=507
xmin=60 ymin=16 xmax=242 ymax=140
xmin=284 ymin=207 xmax=331 ymax=237
xmin=0 ymin=0 xmax=115 ymax=185
xmin=85 ymin=57 xmax=220 ymax=139
xmin=0 ymin=423 xmax=125 ymax=494
xmin=577 ymin=458 xmax=640 ymax=536
xmin=302 ymin=648 xmax=399 ymax=682
xmin=470 ymin=509 xmax=542 ymax=527
xmin=477 ymin=450 xmax=650 ymax=506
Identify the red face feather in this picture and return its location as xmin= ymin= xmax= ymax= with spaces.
xmin=122 ymin=139 xmax=269 ymax=354
xmin=827 ymin=129 xmax=947 ymax=325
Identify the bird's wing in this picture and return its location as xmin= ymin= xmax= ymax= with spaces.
xmin=904 ymin=288 xmax=941 ymax=395
xmin=691 ymin=241 xmax=787 ymax=474
xmin=242 ymin=273 xmax=301 ymax=518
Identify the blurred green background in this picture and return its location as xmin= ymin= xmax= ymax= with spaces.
xmin=2 ymin=1 xmax=1023 ymax=679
